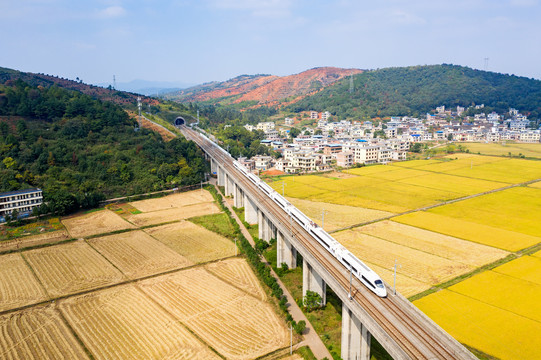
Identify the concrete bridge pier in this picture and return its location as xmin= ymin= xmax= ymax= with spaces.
xmin=217 ymin=166 xmax=225 ymax=186
xmin=210 ymin=158 xmax=218 ymax=175
xmin=276 ymin=231 xmax=297 ymax=269
xmin=234 ymin=184 xmax=244 ymax=208
xmin=225 ymin=174 xmax=234 ymax=196
xmin=303 ymin=261 xmax=327 ymax=305
xmin=244 ymin=195 xmax=258 ymax=224
xmin=341 ymin=304 xmax=371 ymax=360
xmin=258 ymin=212 xmax=274 ymax=242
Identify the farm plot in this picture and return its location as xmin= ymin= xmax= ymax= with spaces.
xmin=449 ymin=270 xmax=541 ymax=322
xmin=62 ymin=209 xmax=134 ymax=238
xmin=60 ymin=284 xmax=220 ymax=360
xmin=358 ymin=221 xmax=508 ymax=267
xmin=395 ymin=172 xmax=505 ymax=196
xmin=288 ymin=198 xmax=393 ymax=231
xmin=144 ymin=221 xmax=236 ymax=263
xmin=205 ymin=258 xmax=266 ymax=300
xmin=126 ymin=202 xmax=221 ymax=227
xmin=442 ymin=158 xmax=541 ymax=183
xmin=24 ymin=240 xmax=125 ymax=297
xmin=494 ymin=255 xmax=541 ymax=285
xmin=128 ymin=189 xmax=214 ymax=212
xmin=459 ymin=141 xmax=541 ymax=159
xmin=360 ymin=262 xmax=430 ymax=298
xmin=429 ymin=186 xmax=541 ymax=238
xmin=0 ymin=305 xmax=89 ymax=359
xmin=139 ymin=268 xmax=289 ymax=360
xmin=333 ymin=230 xmax=473 ymax=285
xmin=88 ymin=230 xmax=191 ymax=279
xmin=414 ymin=289 xmax=541 ymax=360
xmin=393 ymin=211 xmax=540 ymax=251
xmin=0 ymin=253 xmax=48 ymax=312
xmin=0 ymin=230 xmax=70 ymax=253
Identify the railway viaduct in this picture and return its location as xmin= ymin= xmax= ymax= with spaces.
xmin=180 ymin=125 xmax=477 ymax=360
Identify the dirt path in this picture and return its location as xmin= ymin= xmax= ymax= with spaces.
xmin=214 ymin=182 xmax=333 ymax=360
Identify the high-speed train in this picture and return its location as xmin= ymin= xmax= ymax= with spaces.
xmin=233 ymin=160 xmax=387 ymax=298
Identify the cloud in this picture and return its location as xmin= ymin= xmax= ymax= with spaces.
xmin=207 ymin=0 xmax=294 ymax=18
xmin=97 ymin=5 xmax=126 ymax=19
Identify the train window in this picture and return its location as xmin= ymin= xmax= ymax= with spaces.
xmin=375 ymin=280 xmax=384 ymax=288
xmin=362 ymin=276 xmax=375 ymax=288
xmin=351 ymin=267 xmax=358 ymax=274
xmin=343 ymin=259 xmax=351 ymax=268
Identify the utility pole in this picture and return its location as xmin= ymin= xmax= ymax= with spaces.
xmin=281 ymin=181 xmax=287 ymax=197
xmin=321 ymin=208 xmax=329 ymax=229
xmin=393 ymin=259 xmax=401 ymax=296
xmin=235 ymin=238 xmax=237 ymax=256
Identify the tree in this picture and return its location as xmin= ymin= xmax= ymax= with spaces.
xmin=447 ymin=133 xmax=453 ymax=141
xmin=314 ymin=129 xmax=323 ymax=135
xmin=289 ymin=127 xmax=301 ymax=139
xmin=294 ymin=320 xmax=306 ymax=335
xmin=303 ymin=290 xmax=323 ymax=311
xmin=410 ymin=143 xmax=423 ymax=153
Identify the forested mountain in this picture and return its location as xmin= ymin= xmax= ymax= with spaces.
xmin=287 ymin=65 xmax=541 ymax=119
xmin=0 ymin=80 xmax=207 ymax=214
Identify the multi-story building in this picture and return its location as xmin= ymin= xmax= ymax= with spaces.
xmin=336 ymin=151 xmax=354 ymax=168
xmin=0 ymin=188 xmax=43 ymax=222
xmin=256 ymin=122 xmax=275 ymax=132
xmin=284 ymin=117 xmax=294 ymax=125
xmin=321 ymin=111 xmax=331 ymax=121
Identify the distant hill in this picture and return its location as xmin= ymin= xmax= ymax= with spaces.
xmin=0 ymin=66 xmax=153 ymax=107
xmin=96 ymin=79 xmax=194 ymax=96
xmin=164 ymin=67 xmax=363 ymax=107
xmin=287 ymin=65 xmax=541 ymax=119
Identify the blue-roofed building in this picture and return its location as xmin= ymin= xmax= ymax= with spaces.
xmin=0 ymin=188 xmax=43 ymax=222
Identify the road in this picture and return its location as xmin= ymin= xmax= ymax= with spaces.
xmin=181 ymin=125 xmax=477 ymax=360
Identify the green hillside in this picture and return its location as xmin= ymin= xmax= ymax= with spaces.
xmin=287 ymin=64 xmax=541 ymax=119
xmin=0 ymin=80 xmax=207 ymax=215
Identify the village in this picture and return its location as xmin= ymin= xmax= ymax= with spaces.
xmin=236 ymin=106 xmax=540 ymax=174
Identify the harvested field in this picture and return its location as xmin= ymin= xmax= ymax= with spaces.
xmin=0 ymin=230 xmax=70 ymax=253
xmin=60 ymin=284 xmax=220 ymax=360
xmin=88 ymin=230 xmax=191 ymax=278
xmin=205 ymin=258 xmax=266 ymax=300
xmin=334 ymin=230 xmax=473 ymax=285
xmin=24 ymin=240 xmax=125 ymax=297
xmin=358 ymin=221 xmax=508 ymax=267
xmin=0 ymin=253 xmax=48 ymax=312
xmin=139 ymin=268 xmax=289 ymax=360
xmin=415 ymin=290 xmax=541 ymax=360
xmin=129 ymin=189 xmax=214 ymax=212
xmin=0 ymin=305 xmax=89 ymax=359
xmin=62 ymin=209 xmax=134 ymax=238
xmin=319 ymin=171 xmax=357 ymax=179
xmin=144 ymin=221 xmax=235 ymax=264
xmin=288 ymin=198 xmax=393 ymax=231
xmin=394 ymin=211 xmax=540 ymax=251
xmin=126 ymin=202 xmax=221 ymax=227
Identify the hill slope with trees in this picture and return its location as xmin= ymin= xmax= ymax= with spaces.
xmin=0 ymin=80 xmax=206 ymax=215
xmin=287 ymin=65 xmax=541 ymax=119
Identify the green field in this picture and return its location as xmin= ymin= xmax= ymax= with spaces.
xmin=459 ymin=142 xmax=541 ymax=159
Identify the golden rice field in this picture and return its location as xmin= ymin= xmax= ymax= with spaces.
xmin=287 ymin=198 xmax=393 ymax=231
xmin=205 ymin=258 xmax=266 ymax=301
xmin=530 ymin=180 xmax=541 ymax=188
xmin=144 ymin=220 xmax=236 ymax=263
xmin=60 ymin=284 xmax=220 ymax=360
xmin=429 ymin=186 xmax=541 ymax=238
xmin=88 ymin=230 xmax=192 ymax=279
xmin=415 ymin=254 xmax=541 ymax=360
xmin=24 ymin=240 xmax=125 ymax=297
xmin=459 ymin=141 xmax=541 ymax=159
xmin=414 ymin=289 xmax=540 ymax=360
xmin=139 ymin=267 xmax=289 ymax=360
xmin=0 ymin=305 xmax=89 ymax=359
xmin=269 ymin=154 xmax=540 ymax=213
xmin=393 ymin=211 xmax=540 ymax=251
xmin=0 ymin=253 xmax=48 ymax=312
xmin=62 ymin=209 xmax=135 ymax=238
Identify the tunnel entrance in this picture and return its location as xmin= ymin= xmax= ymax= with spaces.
xmin=174 ymin=117 xmax=186 ymax=126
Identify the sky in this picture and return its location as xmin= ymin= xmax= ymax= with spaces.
xmin=1 ymin=0 xmax=540 ymax=86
